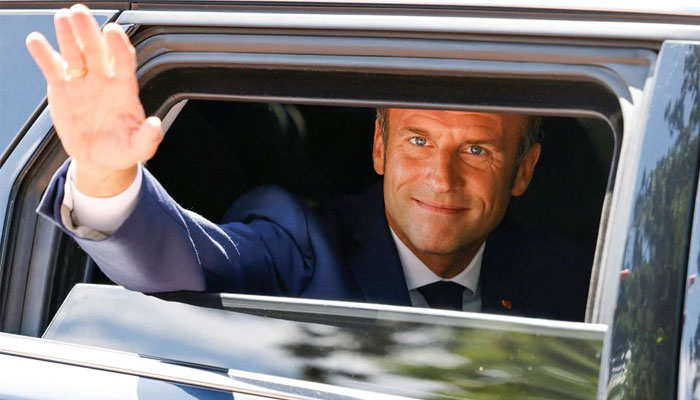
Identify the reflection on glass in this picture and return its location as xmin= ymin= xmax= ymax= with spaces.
xmin=46 ymin=285 xmax=604 ymax=400
xmin=679 ymin=45 xmax=700 ymax=400
xmin=610 ymin=43 xmax=700 ymax=399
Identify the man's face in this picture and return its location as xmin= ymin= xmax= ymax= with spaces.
xmin=372 ymin=109 xmax=540 ymax=267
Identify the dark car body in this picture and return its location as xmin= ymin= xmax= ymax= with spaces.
xmin=0 ymin=1 xmax=699 ymax=399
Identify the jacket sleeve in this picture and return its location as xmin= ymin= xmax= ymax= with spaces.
xmin=36 ymin=160 xmax=316 ymax=295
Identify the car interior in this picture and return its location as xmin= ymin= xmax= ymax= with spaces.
xmin=14 ymin=96 xmax=614 ymax=336
xmin=75 ymin=100 xmax=615 ymax=317
xmin=150 ymin=100 xmax=614 ymax=252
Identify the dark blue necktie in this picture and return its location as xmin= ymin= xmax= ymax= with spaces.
xmin=418 ymin=281 xmax=467 ymax=311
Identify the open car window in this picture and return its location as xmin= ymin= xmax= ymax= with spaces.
xmin=35 ymin=100 xmax=614 ymax=399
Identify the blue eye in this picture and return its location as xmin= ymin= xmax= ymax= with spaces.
xmin=467 ymin=145 xmax=485 ymax=155
xmin=409 ymin=137 xmax=427 ymax=146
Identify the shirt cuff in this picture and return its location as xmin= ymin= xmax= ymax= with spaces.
xmin=62 ymin=160 xmax=143 ymax=236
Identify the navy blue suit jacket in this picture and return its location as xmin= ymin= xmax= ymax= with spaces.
xmin=38 ymin=161 xmax=590 ymax=321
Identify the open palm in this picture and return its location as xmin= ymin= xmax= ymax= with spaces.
xmin=26 ymin=4 xmax=162 ymax=192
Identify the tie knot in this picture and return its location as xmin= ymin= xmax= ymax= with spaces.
xmin=418 ymin=281 xmax=468 ymax=311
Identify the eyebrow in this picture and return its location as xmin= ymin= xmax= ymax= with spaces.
xmin=401 ymin=126 xmax=501 ymax=146
xmin=403 ymin=127 xmax=431 ymax=136
xmin=398 ymin=123 xmax=507 ymax=151
xmin=465 ymin=138 xmax=499 ymax=146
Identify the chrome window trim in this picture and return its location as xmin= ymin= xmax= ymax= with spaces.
xmin=210 ymin=289 xmax=608 ymax=339
xmin=118 ymin=10 xmax=700 ymax=43
xmin=136 ymin=0 xmax=700 ymax=19
xmin=64 ymin=283 xmax=606 ymax=340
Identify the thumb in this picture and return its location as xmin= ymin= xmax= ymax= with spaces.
xmin=131 ymin=116 xmax=164 ymax=161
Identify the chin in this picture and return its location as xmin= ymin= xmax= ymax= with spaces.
xmin=409 ymin=233 xmax=464 ymax=256
xmin=406 ymin=221 xmax=484 ymax=254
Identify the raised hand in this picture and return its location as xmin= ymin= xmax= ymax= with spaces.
xmin=26 ymin=4 xmax=163 ymax=197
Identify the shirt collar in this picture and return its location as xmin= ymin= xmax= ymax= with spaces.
xmin=389 ymin=227 xmax=484 ymax=293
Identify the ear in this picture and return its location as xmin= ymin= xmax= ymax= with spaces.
xmin=511 ymin=143 xmax=541 ymax=197
xmin=372 ymin=119 xmax=385 ymax=175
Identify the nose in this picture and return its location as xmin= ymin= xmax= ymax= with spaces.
xmin=426 ymin=149 xmax=462 ymax=193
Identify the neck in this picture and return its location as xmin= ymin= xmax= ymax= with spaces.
xmin=387 ymin=219 xmax=485 ymax=279
xmin=414 ymin=240 xmax=484 ymax=279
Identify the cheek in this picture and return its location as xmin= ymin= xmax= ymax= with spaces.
xmin=466 ymin=166 xmax=511 ymax=211
xmin=385 ymin=152 xmax=423 ymax=190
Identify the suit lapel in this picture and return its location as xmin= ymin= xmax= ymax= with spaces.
xmin=342 ymin=183 xmax=412 ymax=307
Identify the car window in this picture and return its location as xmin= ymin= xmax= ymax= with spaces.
xmin=45 ymin=284 xmax=606 ymax=400
xmin=40 ymin=101 xmax=612 ymax=398
xmin=0 ymin=13 xmax=633 ymax=398
xmin=0 ymin=11 xmax=113 ymax=159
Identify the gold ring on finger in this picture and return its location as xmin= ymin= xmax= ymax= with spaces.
xmin=66 ymin=67 xmax=88 ymax=79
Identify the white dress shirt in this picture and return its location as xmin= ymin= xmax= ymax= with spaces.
xmin=63 ymin=160 xmax=143 ymax=235
xmin=63 ymin=159 xmax=484 ymax=312
xmin=390 ymin=227 xmax=484 ymax=312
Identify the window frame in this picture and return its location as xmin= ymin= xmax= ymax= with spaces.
xmin=125 ymin=18 xmax=639 ymax=325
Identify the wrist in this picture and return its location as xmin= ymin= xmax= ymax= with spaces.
xmin=73 ymin=160 xmax=139 ymax=198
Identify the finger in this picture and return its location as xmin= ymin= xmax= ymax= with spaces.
xmin=26 ymin=32 xmax=65 ymax=83
xmin=69 ymin=4 xmax=108 ymax=73
xmin=103 ymin=23 xmax=136 ymax=78
xmin=55 ymin=8 xmax=85 ymax=72
xmin=131 ymin=117 xmax=164 ymax=161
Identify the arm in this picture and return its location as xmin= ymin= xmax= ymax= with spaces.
xmin=65 ymin=160 xmax=143 ymax=236
xmin=29 ymin=5 xmax=315 ymax=294
xmin=38 ymin=160 xmax=315 ymax=294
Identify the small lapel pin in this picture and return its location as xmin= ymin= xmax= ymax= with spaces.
xmin=501 ymin=299 xmax=512 ymax=309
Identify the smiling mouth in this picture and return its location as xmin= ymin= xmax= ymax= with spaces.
xmin=413 ymin=199 xmax=468 ymax=215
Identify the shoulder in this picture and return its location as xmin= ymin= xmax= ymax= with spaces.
xmin=487 ymin=219 xmax=591 ymax=272
xmin=222 ymin=185 xmax=309 ymax=224
xmin=222 ymin=184 xmax=378 ymax=225
xmin=483 ymin=219 xmax=593 ymax=321
xmin=314 ymin=182 xmax=385 ymax=240
xmin=220 ymin=184 xmax=379 ymax=248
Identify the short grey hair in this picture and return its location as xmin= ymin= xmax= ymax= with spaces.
xmin=375 ymin=107 xmax=543 ymax=167
xmin=515 ymin=115 xmax=543 ymax=166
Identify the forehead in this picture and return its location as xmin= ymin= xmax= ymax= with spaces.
xmin=388 ymin=108 xmax=526 ymax=137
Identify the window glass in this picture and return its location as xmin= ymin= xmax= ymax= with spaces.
xmin=0 ymin=11 xmax=112 ymax=154
xmin=46 ymin=284 xmax=606 ymax=400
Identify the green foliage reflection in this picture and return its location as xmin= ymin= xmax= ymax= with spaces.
xmin=284 ymin=321 xmax=602 ymax=399
xmin=609 ymin=44 xmax=700 ymax=399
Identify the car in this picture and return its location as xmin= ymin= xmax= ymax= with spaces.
xmin=0 ymin=1 xmax=699 ymax=399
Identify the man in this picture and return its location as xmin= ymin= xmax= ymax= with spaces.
xmin=28 ymin=4 xmax=589 ymax=320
